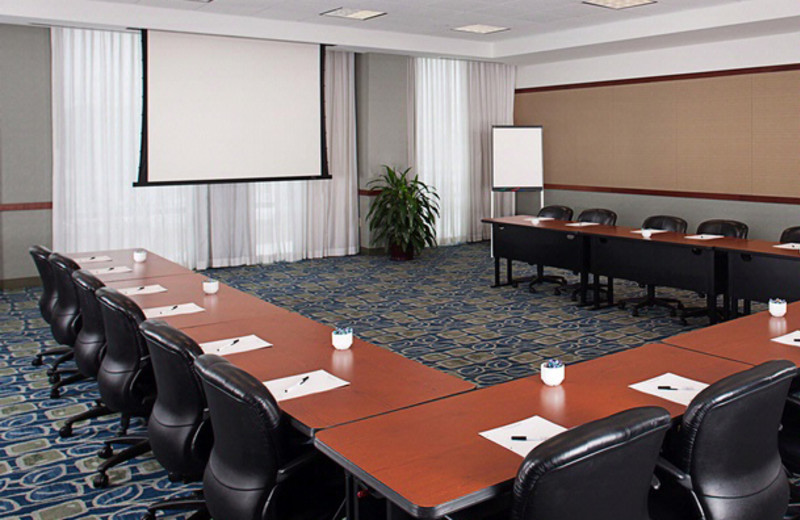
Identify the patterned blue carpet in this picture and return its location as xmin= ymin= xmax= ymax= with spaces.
xmin=0 ymin=242 xmax=734 ymax=519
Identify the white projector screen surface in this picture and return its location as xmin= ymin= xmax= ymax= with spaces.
xmin=492 ymin=126 xmax=543 ymax=190
xmin=141 ymin=30 xmax=325 ymax=185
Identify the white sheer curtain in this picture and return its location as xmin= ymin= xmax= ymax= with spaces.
xmin=467 ymin=60 xmax=516 ymax=241
xmin=413 ymin=57 xmax=516 ymax=245
xmin=51 ymin=28 xmax=204 ymax=267
xmin=52 ymin=27 xmax=358 ymax=268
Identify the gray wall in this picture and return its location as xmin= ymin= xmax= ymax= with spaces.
xmin=518 ymin=190 xmax=799 ymax=241
xmin=0 ymin=24 xmax=53 ymax=282
xmin=355 ymin=52 xmax=410 ymax=250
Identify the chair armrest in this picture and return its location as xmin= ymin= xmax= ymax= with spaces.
xmin=276 ymin=450 xmax=320 ymax=484
xmin=655 ymin=456 xmax=693 ymax=490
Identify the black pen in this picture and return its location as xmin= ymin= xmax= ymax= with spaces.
xmin=658 ymin=385 xmax=678 ymax=391
xmin=285 ymin=376 xmax=310 ymax=393
xmin=170 ymin=305 xmax=179 ymax=311
xmin=511 ymin=435 xmax=528 ymax=441
xmin=794 ymin=339 xmax=800 ymax=342
xmin=217 ymin=338 xmax=240 ymax=354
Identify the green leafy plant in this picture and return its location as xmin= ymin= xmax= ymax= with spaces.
xmin=366 ymin=166 xmax=440 ymax=260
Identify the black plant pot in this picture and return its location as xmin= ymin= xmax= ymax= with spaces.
xmin=389 ymin=243 xmax=414 ymax=261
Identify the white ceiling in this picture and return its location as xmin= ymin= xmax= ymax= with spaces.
xmin=0 ymin=0 xmax=798 ymax=65
xmin=95 ymin=0 xmax=745 ymax=42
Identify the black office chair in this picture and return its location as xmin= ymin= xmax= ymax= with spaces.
xmin=780 ymin=226 xmax=800 ymax=244
xmin=696 ymin=219 xmax=749 ymax=239
xmin=618 ymin=215 xmax=688 ymax=317
xmin=559 ymin=208 xmax=618 ymax=306
xmin=508 ymin=406 xmax=671 ymax=520
xmin=195 ymin=354 xmax=343 ymax=520
xmin=650 ymin=360 xmax=796 ymax=520
xmin=57 ymin=270 xmax=116 ymax=437
xmin=140 ymin=320 xmax=212 ymax=520
xmin=93 ymin=287 xmax=155 ymax=488
xmin=682 ymin=219 xmax=749 ymax=322
xmin=46 ymin=253 xmax=84 ymax=396
xmin=29 ymin=245 xmax=70 ymax=367
xmin=527 ymin=206 xmax=574 ymax=291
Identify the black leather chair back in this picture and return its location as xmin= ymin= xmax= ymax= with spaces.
xmin=696 ymin=219 xmax=748 ymax=239
xmin=71 ymin=270 xmax=106 ymax=378
xmin=195 ymin=354 xmax=284 ymax=520
xmin=780 ymin=226 xmax=800 ymax=244
xmin=95 ymin=287 xmax=154 ymax=417
xmin=537 ymin=205 xmax=573 ymax=221
xmin=642 ymin=215 xmax=688 ymax=234
xmin=577 ymin=208 xmax=617 ymax=226
xmin=48 ymin=253 xmax=82 ymax=346
xmin=29 ymin=245 xmax=57 ymax=324
xmin=675 ymin=360 xmax=796 ymax=520
xmin=512 ymin=407 xmax=670 ymax=520
xmin=141 ymin=320 xmax=211 ymax=481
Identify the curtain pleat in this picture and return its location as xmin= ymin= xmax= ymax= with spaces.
xmin=412 ymin=57 xmax=516 ymax=245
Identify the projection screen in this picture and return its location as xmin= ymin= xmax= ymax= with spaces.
xmin=137 ymin=30 xmax=327 ymax=185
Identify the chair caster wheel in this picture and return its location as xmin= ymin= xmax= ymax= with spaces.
xmin=46 ymin=368 xmax=56 ymax=376
xmin=93 ymin=473 xmax=109 ymax=489
xmin=632 ymin=310 xmax=639 ymax=317
xmin=554 ymin=289 xmax=562 ymax=296
xmin=618 ymin=303 xmax=626 ymax=310
xmin=97 ymin=445 xmax=114 ymax=459
xmin=59 ymin=425 xmax=73 ymax=438
xmin=32 ymin=357 xmax=43 ymax=367
xmin=141 ymin=513 xmax=155 ymax=520
xmin=50 ymin=388 xmax=61 ymax=399
xmin=168 ymin=472 xmax=181 ymax=483
xmin=670 ymin=309 xmax=677 ymax=317
xmin=49 ymin=374 xmax=61 ymax=384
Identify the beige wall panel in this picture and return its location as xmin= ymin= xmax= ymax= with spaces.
xmin=752 ymin=134 xmax=800 ymax=197
xmin=675 ymin=135 xmax=751 ymax=193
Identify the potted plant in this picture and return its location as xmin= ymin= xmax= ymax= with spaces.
xmin=366 ymin=166 xmax=440 ymax=261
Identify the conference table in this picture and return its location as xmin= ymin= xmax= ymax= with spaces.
xmin=663 ymin=301 xmax=800 ymax=367
xmin=179 ymin=314 xmax=474 ymax=436
xmin=68 ymin=248 xmax=474 ymax=439
xmin=717 ymin=238 xmax=800 ymax=314
xmin=484 ymin=215 xmax=800 ymax=323
xmin=68 ymin=248 xmax=190 ymax=282
xmin=315 ymin=343 xmax=750 ymax=519
xmin=105 ymin=272 xmax=282 ymax=330
xmin=484 ymin=216 xmax=722 ymax=320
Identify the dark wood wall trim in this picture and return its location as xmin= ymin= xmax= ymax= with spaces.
xmin=544 ymin=184 xmax=800 ymax=205
xmin=358 ymin=189 xmax=381 ymax=197
xmin=0 ymin=202 xmax=53 ymax=212
xmin=516 ymin=63 xmax=800 ymax=94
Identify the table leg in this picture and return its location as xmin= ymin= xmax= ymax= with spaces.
xmin=345 ymin=473 xmax=358 ymax=520
xmin=507 ymin=259 xmax=514 ymax=286
xmin=743 ymin=299 xmax=752 ymax=315
xmin=593 ymin=274 xmax=600 ymax=309
xmin=578 ymin=270 xmax=588 ymax=306
xmin=493 ymin=257 xmax=500 ymax=287
xmin=707 ymin=291 xmax=717 ymax=325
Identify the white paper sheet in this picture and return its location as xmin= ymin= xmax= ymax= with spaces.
xmin=629 ymin=373 xmax=708 ymax=406
xmin=88 ymin=266 xmax=134 ymax=275
xmin=263 ymin=369 xmax=349 ymax=402
xmin=480 ymin=415 xmax=567 ymax=457
xmin=117 ymin=284 xmax=168 ymax=296
xmin=565 ymin=222 xmax=599 ymax=227
xmin=685 ymin=234 xmax=724 ymax=241
xmin=770 ymin=330 xmax=800 ymax=347
xmin=200 ymin=334 xmax=272 ymax=356
xmin=631 ymin=229 xmax=668 ymax=235
xmin=525 ymin=217 xmax=554 ymax=224
xmin=143 ymin=303 xmax=205 ymax=319
xmin=74 ymin=255 xmax=112 ymax=264
xmin=774 ymin=243 xmax=800 ymax=251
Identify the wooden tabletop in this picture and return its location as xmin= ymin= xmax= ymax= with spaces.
xmin=107 ymin=272 xmax=279 ymax=330
xmin=180 ymin=314 xmax=475 ymax=435
xmin=664 ymin=303 xmax=800 ymax=366
xmin=483 ymin=215 xmax=718 ymax=248
xmin=713 ymin=237 xmax=800 ymax=259
xmin=314 ymin=343 xmax=748 ymax=518
xmin=67 ymin=248 xmax=191 ymax=282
